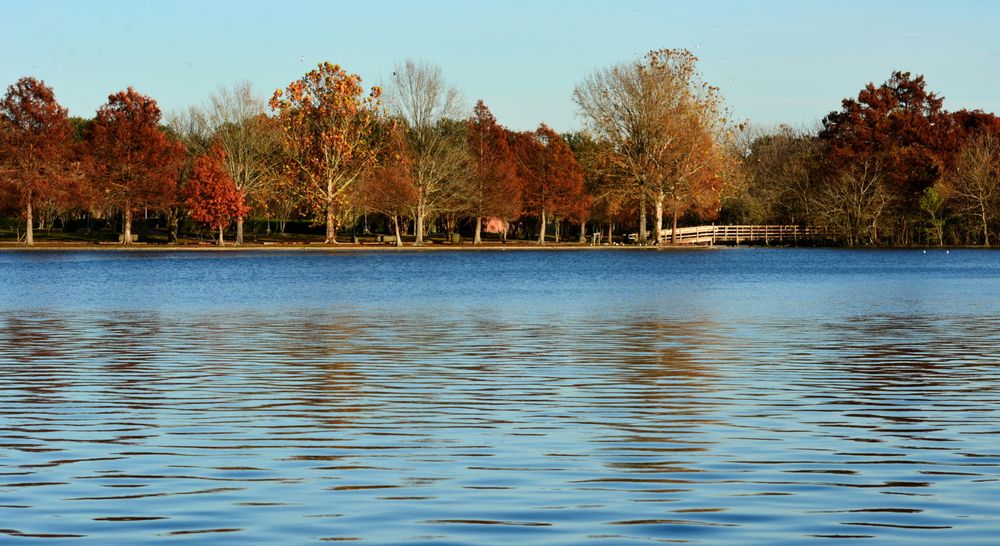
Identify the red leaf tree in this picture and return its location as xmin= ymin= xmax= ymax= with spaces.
xmin=183 ymin=143 xmax=249 ymax=246
xmin=90 ymin=87 xmax=185 ymax=244
xmin=513 ymin=124 xmax=586 ymax=244
xmin=0 ymin=77 xmax=74 ymax=245
xmin=360 ymin=125 xmax=419 ymax=247
xmin=819 ymin=73 xmax=953 ymax=227
xmin=464 ymin=100 xmax=521 ymax=244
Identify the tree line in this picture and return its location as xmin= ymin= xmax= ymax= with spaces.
xmin=2 ymin=51 xmax=998 ymax=247
xmin=728 ymin=72 xmax=1000 ymax=246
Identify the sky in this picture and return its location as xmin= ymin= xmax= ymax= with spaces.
xmin=3 ymin=0 xmax=998 ymax=132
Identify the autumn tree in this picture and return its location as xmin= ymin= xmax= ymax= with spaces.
xmin=514 ymin=124 xmax=586 ymax=244
xmin=574 ymin=49 xmax=727 ymax=244
xmin=90 ymin=87 xmax=185 ymax=244
xmin=949 ymin=132 xmax=1000 ymax=246
xmin=0 ymin=77 xmax=75 ymax=245
xmin=658 ymin=108 xmax=726 ymax=243
xmin=183 ymin=143 xmax=248 ymax=246
xmin=565 ymin=130 xmax=630 ymax=243
xmin=270 ymin=62 xmax=384 ymax=243
xmin=551 ymin=157 xmax=589 ymax=243
xmin=464 ymin=100 xmax=520 ymax=244
xmin=639 ymin=50 xmax=726 ymax=243
xmin=819 ymin=72 xmax=953 ymax=244
xmin=725 ymin=124 xmax=822 ymax=225
xmin=561 ymin=179 xmax=593 ymax=243
xmin=360 ymin=126 xmax=418 ymax=247
xmin=165 ymin=108 xmax=214 ymax=243
xmin=951 ymin=109 xmax=1000 ymax=143
xmin=388 ymin=59 xmax=467 ymax=245
xmin=262 ymin=170 xmax=304 ymax=235
xmin=178 ymin=81 xmax=281 ymax=244
xmin=574 ymin=56 xmax=655 ymax=243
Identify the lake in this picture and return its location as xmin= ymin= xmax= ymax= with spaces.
xmin=1 ymin=248 xmax=999 ymax=545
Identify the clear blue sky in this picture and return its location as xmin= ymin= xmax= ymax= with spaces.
xmin=3 ymin=0 xmax=998 ymax=131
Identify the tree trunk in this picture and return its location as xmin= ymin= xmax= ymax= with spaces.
xmin=474 ymin=216 xmax=482 ymax=245
xmin=671 ymin=199 xmax=679 ymax=245
xmin=24 ymin=200 xmax=34 ymax=246
xmin=392 ymin=215 xmax=403 ymax=247
xmin=236 ymin=217 xmax=244 ymax=245
xmin=554 ymin=218 xmax=561 ymax=243
xmin=579 ymin=220 xmax=587 ymax=243
xmin=325 ymin=177 xmax=337 ymax=244
xmin=123 ymin=205 xmax=132 ymax=245
xmin=218 ymin=225 xmax=225 ymax=246
xmin=325 ymin=202 xmax=336 ymax=244
xmin=654 ymin=191 xmax=664 ymax=245
xmin=538 ymin=208 xmax=547 ymax=245
xmin=982 ymin=205 xmax=990 ymax=247
xmin=607 ymin=222 xmax=613 ymax=244
xmin=415 ymin=201 xmax=425 ymax=245
xmin=638 ymin=194 xmax=647 ymax=244
xmin=446 ymin=214 xmax=457 ymax=243
xmin=167 ymin=210 xmax=179 ymax=244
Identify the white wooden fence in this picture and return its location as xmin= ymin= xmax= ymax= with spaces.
xmin=650 ymin=225 xmax=836 ymax=245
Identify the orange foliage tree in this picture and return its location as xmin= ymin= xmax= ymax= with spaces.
xmin=90 ymin=87 xmax=185 ymax=244
xmin=575 ymin=49 xmax=727 ymax=244
xmin=270 ymin=62 xmax=384 ymax=243
xmin=183 ymin=143 xmax=248 ymax=246
xmin=0 ymin=77 xmax=74 ymax=245
xmin=513 ymin=124 xmax=586 ymax=244
xmin=360 ymin=125 xmax=419 ymax=247
xmin=465 ymin=100 xmax=521 ymax=244
xmin=659 ymin=111 xmax=726 ymax=243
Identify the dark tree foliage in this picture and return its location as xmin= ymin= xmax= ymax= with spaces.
xmin=820 ymin=72 xmax=951 ymax=215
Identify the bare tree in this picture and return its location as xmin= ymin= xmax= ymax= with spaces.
xmin=173 ymin=81 xmax=281 ymax=244
xmin=733 ymin=124 xmax=822 ymax=226
xmin=949 ymin=132 xmax=1000 ymax=246
xmin=815 ymin=160 xmax=890 ymax=246
xmin=388 ymin=60 xmax=468 ymax=245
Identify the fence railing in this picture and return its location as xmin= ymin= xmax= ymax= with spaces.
xmin=653 ymin=225 xmax=837 ymax=245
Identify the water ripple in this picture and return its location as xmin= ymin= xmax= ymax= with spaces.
xmin=2 ymin=250 xmax=1000 ymax=544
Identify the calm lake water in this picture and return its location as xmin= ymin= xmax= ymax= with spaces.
xmin=2 ymin=248 xmax=999 ymax=545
